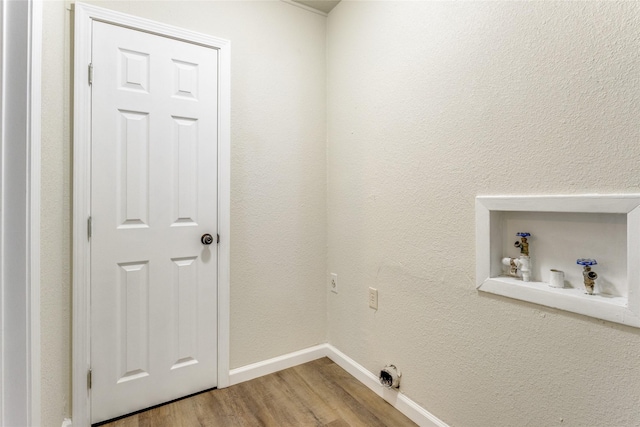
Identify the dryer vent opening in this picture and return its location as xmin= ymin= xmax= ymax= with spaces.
xmin=379 ymin=364 xmax=401 ymax=389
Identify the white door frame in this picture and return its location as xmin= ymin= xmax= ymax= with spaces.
xmin=72 ymin=3 xmax=230 ymax=426
xmin=0 ymin=0 xmax=42 ymax=425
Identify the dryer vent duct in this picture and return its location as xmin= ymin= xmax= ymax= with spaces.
xmin=379 ymin=364 xmax=401 ymax=389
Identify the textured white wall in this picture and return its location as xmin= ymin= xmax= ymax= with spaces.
xmin=42 ymin=1 xmax=640 ymax=426
xmin=40 ymin=1 xmax=327 ymax=424
xmin=327 ymin=2 xmax=640 ymax=426
xmin=41 ymin=2 xmax=72 ymax=424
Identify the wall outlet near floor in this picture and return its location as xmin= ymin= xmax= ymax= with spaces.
xmin=330 ymin=273 xmax=338 ymax=294
xmin=368 ymin=287 xmax=378 ymax=309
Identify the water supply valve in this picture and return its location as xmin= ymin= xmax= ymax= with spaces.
xmin=577 ymin=258 xmax=598 ymax=295
xmin=514 ymin=232 xmax=530 ymax=256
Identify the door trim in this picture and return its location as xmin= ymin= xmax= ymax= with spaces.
xmin=72 ymin=3 xmax=231 ymax=425
xmin=0 ymin=0 xmax=42 ymax=424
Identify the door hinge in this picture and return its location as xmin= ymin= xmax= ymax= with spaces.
xmin=217 ymin=234 xmax=220 ymax=244
xmin=88 ymin=216 xmax=92 ymax=239
xmin=88 ymin=63 xmax=93 ymax=85
xmin=87 ymin=369 xmax=92 ymax=389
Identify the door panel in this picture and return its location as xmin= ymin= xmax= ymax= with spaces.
xmin=90 ymin=21 xmax=218 ymax=424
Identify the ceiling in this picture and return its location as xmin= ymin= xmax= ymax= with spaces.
xmin=292 ymin=0 xmax=341 ymax=14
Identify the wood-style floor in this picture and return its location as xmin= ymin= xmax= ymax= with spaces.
xmin=98 ymin=357 xmax=417 ymax=427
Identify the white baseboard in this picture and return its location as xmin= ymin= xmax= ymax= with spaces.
xmin=65 ymin=344 xmax=446 ymax=427
xmin=229 ymin=343 xmax=448 ymax=427
xmin=228 ymin=344 xmax=328 ymax=385
xmin=324 ymin=344 xmax=448 ymax=427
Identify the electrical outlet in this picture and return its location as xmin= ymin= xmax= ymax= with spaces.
xmin=330 ymin=273 xmax=338 ymax=294
xmin=368 ymin=287 xmax=378 ymax=309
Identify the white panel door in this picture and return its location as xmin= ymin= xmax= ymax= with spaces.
xmin=90 ymin=21 xmax=218 ymax=424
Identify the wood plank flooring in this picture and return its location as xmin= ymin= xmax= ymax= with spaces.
xmin=98 ymin=357 xmax=417 ymax=427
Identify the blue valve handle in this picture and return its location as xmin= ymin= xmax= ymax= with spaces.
xmin=516 ymin=232 xmax=531 ymax=237
xmin=577 ymin=258 xmax=597 ymax=266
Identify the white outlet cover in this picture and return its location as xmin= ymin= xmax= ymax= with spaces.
xmin=368 ymin=287 xmax=378 ymax=309
xmin=330 ymin=273 xmax=338 ymax=294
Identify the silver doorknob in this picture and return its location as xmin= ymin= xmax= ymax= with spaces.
xmin=201 ymin=234 xmax=214 ymax=245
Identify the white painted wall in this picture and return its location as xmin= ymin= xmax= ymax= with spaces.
xmin=327 ymin=2 xmax=640 ymax=426
xmin=41 ymin=1 xmax=327 ymax=424
xmin=41 ymin=1 xmax=640 ymax=426
xmin=41 ymin=3 xmax=71 ymax=424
